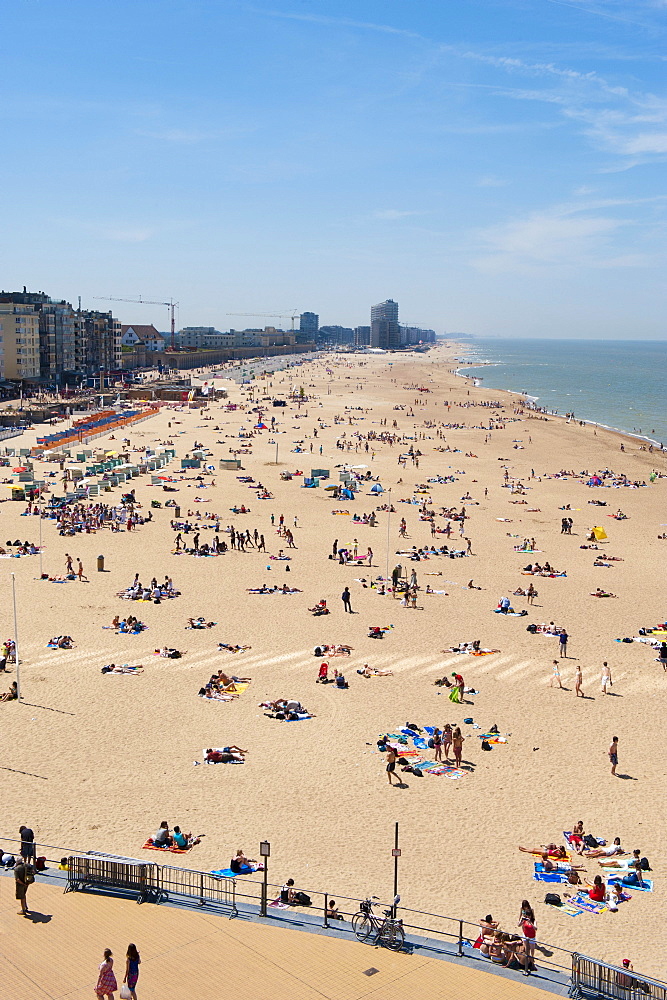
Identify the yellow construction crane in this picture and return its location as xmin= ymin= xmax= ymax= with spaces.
xmin=227 ymin=311 xmax=300 ymax=333
xmin=95 ymin=296 xmax=179 ymax=350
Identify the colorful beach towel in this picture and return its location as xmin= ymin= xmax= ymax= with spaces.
xmin=142 ymin=840 xmax=190 ymax=854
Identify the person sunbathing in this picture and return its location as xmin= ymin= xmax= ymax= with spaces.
xmin=172 ymin=826 xmax=200 ymax=849
xmin=205 ymin=748 xmax=244 ymax=762
xmin=217 ymin=673 xmax=239 ymax=691
xmin=518 ymin=844 xmax=568 ymax=858
xmin=591 ymin=588 xmax=617 ymax=598
xmin=358 ymin=664 xmax=393 ymax=677
xmin=230 ymin=848 xmax=260 ymax=873
xmin=583 ymin=837 xmax=623 ymax=858
xmin=0 ymin=681 xmax=18 ymax=702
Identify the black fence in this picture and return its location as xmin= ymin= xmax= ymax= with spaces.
xmin=571 ymin=954 xmax=667 ymax=1000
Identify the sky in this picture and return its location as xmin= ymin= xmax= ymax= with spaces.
xmin=1 ymin=0 xmax=666 ymax=338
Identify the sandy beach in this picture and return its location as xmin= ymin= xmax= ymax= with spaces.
xmin=0 ymin=344 xmax=665 ymax=974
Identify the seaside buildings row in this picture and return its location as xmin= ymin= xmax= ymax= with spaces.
xmin=178 ymin=301 xmax=436 ymax=351
xmin=0 ymin=288 xmax=436 ymax=387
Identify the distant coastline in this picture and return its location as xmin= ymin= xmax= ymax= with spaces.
xmin=448 ymin=338 xmax=667 ymax=449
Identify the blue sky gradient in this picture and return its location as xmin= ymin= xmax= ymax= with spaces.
xmin=1 ymin=0 xmax=665 ymax=337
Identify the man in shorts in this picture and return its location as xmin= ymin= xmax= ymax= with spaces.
xmin=14 ymin=861 xmax=31 ymax=916
xmin=386 ymin=745 xmax=400 ymax=785
xmin=609 ymin=736 xmax=619 ymax=775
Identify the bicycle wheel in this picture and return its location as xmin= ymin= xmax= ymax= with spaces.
xmin=382 ymin=922 xmax=405 ymax=951
xmin=353 ymin=913 xmax=375 ymax=942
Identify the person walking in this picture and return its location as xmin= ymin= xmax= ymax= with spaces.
xmin=76 ymin=558 xmax=88 ymax=582
xmin=19 ymin=825 xmax=35 ymax=865
xmin=14 ymin=858 xmax=32 ymax=916
xmin=549 ymin=660 xmax=564 ymax=689
xmin=386 ymin=745 xmax=400 ymax=786
xmin=341 ymin=586 xmax=353 ymax=613
xmin=609 ymin=736 xmax=619 ymax=776
xmin=601 ymin=661 xmax=612 ymax=694
xmin=123 ymin=943 xmax=141 ymax=1000
xmin=559 ymin=630 xmax=569 ymax=658
xmin=659 ymin=642 xmax=667 ymax=671
xmin=95 ymin=948 xmax=118 ymax=999
xmin=65 ymin=553 xmax=74 ymax=575
xmin=574 ymin=665 xmax=584 ymax=698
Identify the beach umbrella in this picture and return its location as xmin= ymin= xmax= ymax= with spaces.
xmin=324 ymin=485 xmax=338 ymax=491
xmin=592 ymin=526 xmax=607 ymax=540
xmin=12 ymin=467 xmax=28 ymax=473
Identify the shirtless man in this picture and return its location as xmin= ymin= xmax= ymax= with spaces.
xmin=386 ymin=745 xmax=400 ymax=785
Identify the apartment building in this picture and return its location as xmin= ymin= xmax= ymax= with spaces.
xmin=0 ymin=301 xmax=40 ymax=379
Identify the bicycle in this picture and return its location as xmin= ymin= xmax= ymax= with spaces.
xmin=352 ymin=896 xmax=405 ymax=951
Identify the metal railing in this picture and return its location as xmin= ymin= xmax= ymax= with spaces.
xmin=0 ymin=834 xmax=656 ymax=987
xmin=571 ymin=954 xmax=665 ymax=999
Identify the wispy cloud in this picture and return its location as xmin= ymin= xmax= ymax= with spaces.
xmin=477 ymin=175 xmax=509 ymax=187
xmin=246 ymin=6 xmax=424 ymax=40
xmin=373 ymin=209 xmax=424 ymax=220
xmin=248 ymin=6 xmax=667 ymax=167
xmin=472 ymin=198 xmax=661 ymax=271
xmin=136 ymin=128 xmax=212 ymax=144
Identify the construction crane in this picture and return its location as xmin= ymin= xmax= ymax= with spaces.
xmin=95 ymin=296 xmax=179 ymax=350
xmin=227 ymin=311 xmax=300 ymax=333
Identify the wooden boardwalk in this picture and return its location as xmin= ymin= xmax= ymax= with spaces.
xmin=1 ymin=881 xmax=553 ymax=999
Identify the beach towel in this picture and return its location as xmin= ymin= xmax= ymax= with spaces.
xmin=211 ymin=864 xmax=263 ymax=878
xmin=427 ymin=764 xmax=466 ymax=778
xmin=534 ymin=872 xmax=570 ymax=883
xmin=571 ymin=895 xmax=607 ymax=913
xmin=269 ymin=898 xmax=291 ymax=908
xmin=557 ymin=902 xmax=584 ymax=917
xmin=142 ymin=840 xmax=190 ymax=854
xmin=607 ymin=877 xmax=653 ymax=892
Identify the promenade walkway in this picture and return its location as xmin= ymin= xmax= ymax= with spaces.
xmin=1 ymin=880 xmax=556 ymax=1000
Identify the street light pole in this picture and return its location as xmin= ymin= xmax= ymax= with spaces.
xmin=11 ymin=573 xmax=20 ymax=702
xmin=385 ymin=489 xmax=392 ymax=592
xmin=392 ymin=822 xmax=401 ymax=917
xmin=38 ymin=501 xmax=43 ymax=579
xmin=259 ymin=840 xmax=270 ymax=916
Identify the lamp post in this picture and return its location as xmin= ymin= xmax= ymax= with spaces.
xmin=385 ymin=488 xmax=392 ymax=592
xmin=38 ymin=499 xmax=43 ymax=579
xmin=392 ymin=822 xmax=401 ymax=917
xmin=259 ymin=840 xmax=270 ymax=916
xmin=11 ymin=573 xmax=21 ymax=702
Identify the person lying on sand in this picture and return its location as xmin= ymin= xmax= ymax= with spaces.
xmin=591 ymin=588 xmax=618 ymax=598
xmin=187 ymin=617 xmax=216 ymax=629
xmin=357 ymin=663 xmax=393 ymax=677
xmin=205 ymin=748 xmax=244 ymax=762
xmin=583 ymin=838 xmax=624 ymax=858
xmin=518 ymin=845 xmax=569 ymax=858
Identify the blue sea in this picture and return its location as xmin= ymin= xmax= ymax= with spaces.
xmin=457 ymin=339 xmax=667 ymax=446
